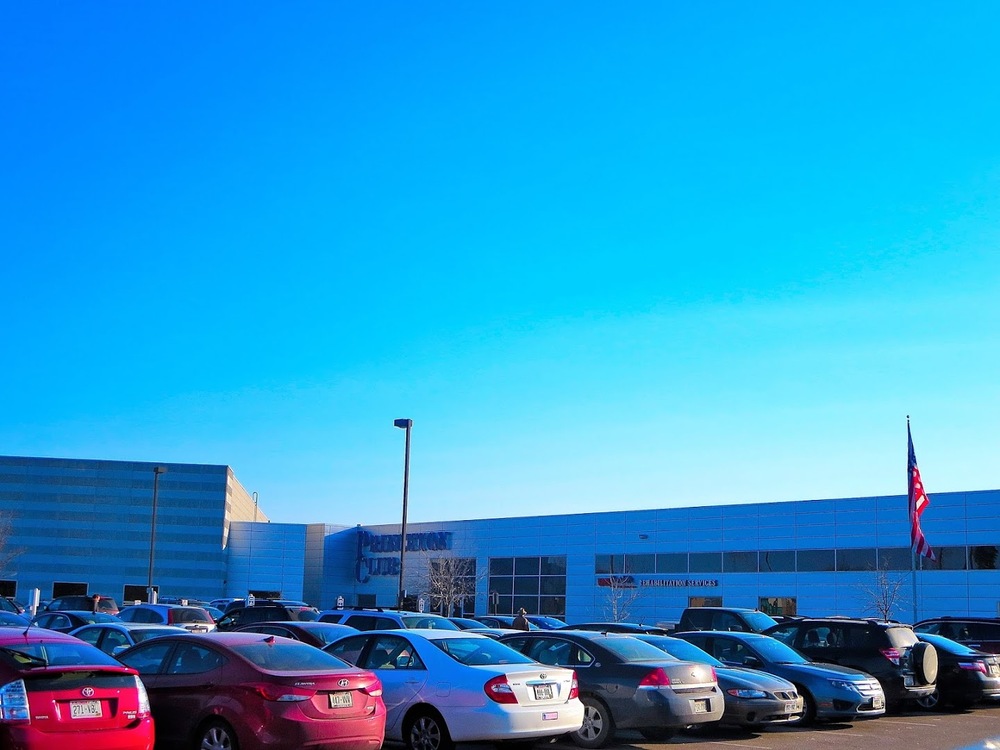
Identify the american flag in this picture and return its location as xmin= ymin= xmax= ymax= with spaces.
xmin=908 ymin=423 xmax=936 ymax=561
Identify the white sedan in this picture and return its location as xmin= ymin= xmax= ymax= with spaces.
xmin=325 ymin=628 xmax=584 ymax=750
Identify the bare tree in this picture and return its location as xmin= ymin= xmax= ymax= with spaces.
xmin=600 ymin=575 xmax=642 ymax=623
xmin=421 ymin=558 xmax=483 ymax=617
xmin=857 ymin=564 xmax=909 ymax=621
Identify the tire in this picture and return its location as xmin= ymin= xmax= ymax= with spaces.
xmin=912 ymin=641 xmax=939 ymax=684
xmin=638 ymin=727 xmax=675 ymax=741
xmin=792 ymin=687 xmax=816 ymax=725
xmin=404 ymin=709 xmax=454 ymax=750
xmin=916 ymin=688 xmax=941 ymax=711
xmin=570 ymin=695 xmax=615 ymax=749
xmin=197 ymin=720 xmax=239 ymax=750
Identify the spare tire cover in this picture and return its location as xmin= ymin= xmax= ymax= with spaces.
xmin=912 ymin=641 xmax=938 ymax=684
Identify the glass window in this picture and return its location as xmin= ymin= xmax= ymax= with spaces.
xmin=926 ymin=546 xmax=968 ymax=571
xmin=724 ymin=551 xmax=758 ymax=573
xmin=540 ymin=556 xmax=566 ymax=575
xmin=489 ymin=558 xmax=513 ymax=576
xmin=836 ymin=548 xmax=877 ymax=571
xmin=688 ymin=596 xmax=722 ymax=607
xmin=489 ymin=577 xmax=513 ymax=595
xmin=689 ymin=552 xmax=722 ymax=573
xmin=594 ymin=554 xmax=624 ymax=574
xmin=759 ymin=596 xmax=797 ymax=616
xmin=513 ymin=577 xmax=539 ymax=595
xmin=625 ymin=554 xmax=655 ymax=573
xmin=760 ymin=550 xmax=795 ymax=572
xmin=514 ymin=557 xmax=540 ymax=575
xmin=970 ymin=546 xmax=999 ymax=570
xmin=796 ymin=549 xmax=835 ymax=571
xmin=539 ymin=596 xmax=565 ymax=616
xmin=877 ymin=547 xmax=912 ymax=571
xmin=540 ymin=577 xmax=566 ymax=595
xmin=656 ymin=553 xmax=687 ymax=573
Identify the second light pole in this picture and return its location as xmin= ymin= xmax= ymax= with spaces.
xmin=393 ymin=418 xmax=413 ymax=610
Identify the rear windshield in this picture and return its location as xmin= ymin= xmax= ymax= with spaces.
xmin=171 ymin=608 xmax=213 ymax=624
xmin=432 ymin=637 xmax=534 ymax=665
xmin=599 ymin=636 xmax=680 ymax=662
xmin=400 ymin=615 xmax=460 ymax=630
xmin=745 ymin=612 xmax=779 ymax=631
xmin=288 ymin=608 xmax=320 ymax=622
xmin=0 ymin=642 xmax=122 ymax=669
xmin=231 ymin=641 xmax=352 ymax=671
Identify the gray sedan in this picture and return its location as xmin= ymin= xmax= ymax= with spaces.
xmin=676 ymin=630 xmax=885 ymax=724
xmin=635 ymin=633 xmax=804 ymax=728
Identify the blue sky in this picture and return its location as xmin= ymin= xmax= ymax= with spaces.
xmin=2 ymin=3 xmax=998 ymax=526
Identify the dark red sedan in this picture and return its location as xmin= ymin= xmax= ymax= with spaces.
xmin=0 ymin=625 xmax=154 ymax=750
xmin=116 ymin=632 xmax=385 ymax=750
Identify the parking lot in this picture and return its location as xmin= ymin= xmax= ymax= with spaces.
xmin=528 ymin=704 xmax=1000 ymax=750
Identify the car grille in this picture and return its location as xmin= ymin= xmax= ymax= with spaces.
xmin=773 ymin=689 xmax=798 ymax=701
xmin=853 ymin=679 xmax=882 ymax=696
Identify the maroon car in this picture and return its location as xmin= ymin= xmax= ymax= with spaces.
xmin=0 ymin=626 xmax=154 ymax=750
xmin=116 ymin=632 xmax=386 ymax=750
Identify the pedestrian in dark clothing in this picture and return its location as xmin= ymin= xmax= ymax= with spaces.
xmin=91 ymin=594 xmax=101 ymax=613
xmin=513 ymin=608 xmax=529 ymax=630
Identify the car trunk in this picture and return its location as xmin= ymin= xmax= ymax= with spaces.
xmin=22 ymin=669 xmax=142 ymax=733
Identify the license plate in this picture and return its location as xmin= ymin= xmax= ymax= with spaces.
xmin=542 ymin=712 xmax=559 ymax=721
xmin=784 ymin=701 xmax=797 ymax=713
xmin=533 ymin=683 xmax=554 ymax=700
xmin=329 ymin=692 xmax=354 ymax=708
xmin=692 ymin=699 xmax=709 ymax=714
xmin=904 ymin=675 xmax=914 ymax=687
xmin=872 ymin=696 xmax=885 ymax=710
xmin=989 ymin=664 xmax=1000 ymax=677
xmin=70 ymin=700 xmax=102 ymax=719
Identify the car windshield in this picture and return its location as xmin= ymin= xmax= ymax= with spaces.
xmin=641 ymin=636 xmax=723 ymax=667
xmin=0 ymin=642 xmax=122 ymax=668
xmin=400 ymin=615 xmax=460 ymax=630
xmin=432 ymin=637 xmax=534 ymax=665
xmin=750 ymin=637 xmax=808 ymax=664
xmin=231 ymin=640 xmax=354 ymax=671
xmin=745 ymin=612 xmax=779 ymax=631
xmin=597 ymin=636 xmax=680 ymax=662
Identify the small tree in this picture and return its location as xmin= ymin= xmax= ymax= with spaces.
xmin=601 ymin=575 xmax=642 ymax=622
xmin=423 ymin=557 xmax=483 ymax=617
xmin=858 ymin=564 xmax=909 ymax=621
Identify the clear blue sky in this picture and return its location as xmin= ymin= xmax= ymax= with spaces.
xmin=2 ymin=3 xmax=998 ymax=526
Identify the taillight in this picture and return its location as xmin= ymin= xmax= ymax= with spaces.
xmin=252 ymin=683 xmax=316 ymax=702
xmin=0 ymin=679 xmax=29 ymax=722
xmin=484 ymin=675 xmax=519 ymax=704
xmin=880 ymin=648 xmax=901 ymax=665
xmin=569 ymin=671 xmax=579 ymax=700
xmin=959 ymin=661 xmax=988 ymax=673
xmin=638 ymin=668 xmax=672 ymax=687
xmin=359 ymin=678 xmax=384 ymax=698
xmin=709 ymin=667 xmax=717 ymax=682
xmin=135 ymin=676 xmax=152 ymax=718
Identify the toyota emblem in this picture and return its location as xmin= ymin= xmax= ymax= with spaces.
xmin=338 ymin=678 xmax=350 ymax=688
xmin=81 ymin=687 xmax=95 ymax=698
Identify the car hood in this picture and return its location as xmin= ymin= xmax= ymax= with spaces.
xmin=776 ymin=661 xmax=874 ymax=680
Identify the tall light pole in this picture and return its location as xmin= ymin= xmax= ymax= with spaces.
xmin=146 ymin=465 xmax=168 ymax=604
xmin=247 ymin=491 xmax=258 ymax=594
xmin=393 ymin=418 xmax=413 ymax=610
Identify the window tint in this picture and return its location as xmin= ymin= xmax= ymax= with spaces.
xmin=232 ymin=641 xmax=352 ymax=671
xmin=326 ymin=635 xmax=370 ymax=666
xmin=120 ymin=641 xmax=175 ymax=675
xmin=170 ymin=644 xmax=223 ymax=674
xmin=796 ymin=549 xmax=835 ymax=571
xmin=656 ymin=553 xmax=687 ymax=573
xmin=362 ymin=635 xmax=424 ymax=670
xmin=433 ymin=637 xmax=532 ymax=666
xmin=760 ymin=550 xmax=795 ymax=572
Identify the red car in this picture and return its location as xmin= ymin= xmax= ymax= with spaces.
xmin=117 ymin=632 xmax=385 ymax=750
xmin=0 ymin=625 xmax=154 ymax=750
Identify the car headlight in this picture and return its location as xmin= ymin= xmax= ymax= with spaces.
xmin=726 ymin=688 xmax=768 ymax=699
xmin=828 ymin=680 xmax=860 ymax=692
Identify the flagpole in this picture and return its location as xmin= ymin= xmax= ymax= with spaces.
xmin=909 ymin=416 xmax=917 ymax=623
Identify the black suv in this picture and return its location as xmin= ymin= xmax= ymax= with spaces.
xmin=764 ymin=617 xmax=937 ymax=708
xmin=214 ymin=601 xmax=319 ymax=631
xmin=914 ymin=617 xmax=1000 ymax=655
xmin=677 ymin=607 xmax=778 ymax=633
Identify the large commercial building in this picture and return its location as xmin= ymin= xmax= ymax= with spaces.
xmin=1 ymin=455 xmax=997 ymax=622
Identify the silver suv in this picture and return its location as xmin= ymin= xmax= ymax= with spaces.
xmin=118 ymin=604 xmax=215 ymax=633
xmin=318 ymin=607 xmax=460 ymax=631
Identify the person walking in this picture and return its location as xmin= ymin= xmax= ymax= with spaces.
xmin=513 ymin=607 xmax=529 ymax=630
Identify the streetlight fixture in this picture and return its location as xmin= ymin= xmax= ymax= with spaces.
xmin=393 ymin=418 xmax=413 ymax=610
xmin=146 ymin=465 xmax=168 ymax=604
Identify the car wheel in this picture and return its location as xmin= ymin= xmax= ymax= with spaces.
xmin=638 ymin=727 xmax=675 ymax=741
xmin=404 ymin=709 xmax=454 ymax=750
xmin=912 ymin=641 xmax=939 ymax=684
xmin=916 ymin=687 xmax=943 ymax=710
xmin=571 ymin=695 xmax=615 ymax=749
xmin=197 ymin=720 xmax=239 ymax=750
xmin=792 ymin=687 xmax=816 ymax=725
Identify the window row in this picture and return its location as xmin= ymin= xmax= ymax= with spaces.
xmin=596 ymin=544 xmax=1000 ymax=574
